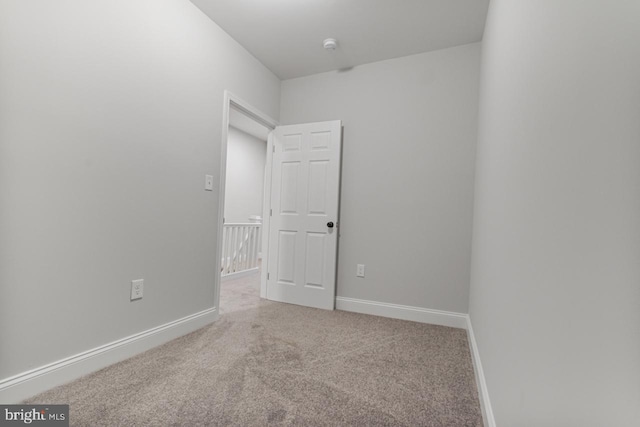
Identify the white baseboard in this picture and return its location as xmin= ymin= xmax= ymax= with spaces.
xmin=335 ymin=296 xmax=468 ymax=329
xmin=0 ymin=307 xmax=218 ymax=404
xmin=221 ymin=267 xmax=259 ymax=281
xmin=334 ymin=297 xmax=494 ymax=424
xmin=466 ymin=316 xmax=496 ymax=427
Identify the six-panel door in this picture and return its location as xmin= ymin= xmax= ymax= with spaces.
xmin=266 ymin=120 xmax=342 ymax=310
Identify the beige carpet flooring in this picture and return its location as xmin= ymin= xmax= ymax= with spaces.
xmin=26 ymin=271 xmax=483 ymax=426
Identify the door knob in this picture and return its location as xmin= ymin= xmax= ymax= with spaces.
xmin=327 ymin=221 xmax=334 ymax=228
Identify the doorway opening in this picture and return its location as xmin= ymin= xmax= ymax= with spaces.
xmin=215 ymin=91 xmax=277 ymax=314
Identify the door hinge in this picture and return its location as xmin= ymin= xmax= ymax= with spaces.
xmin=272 ymin=145 xmax=275 ymax=153
xmin=270 ymin=209 xmax=272 ymax=216
xmin=267 ymin=273 xmax=270 ymax=280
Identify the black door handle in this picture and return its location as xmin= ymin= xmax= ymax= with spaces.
xmin=327 ymin=222 xmax=334 ymax=228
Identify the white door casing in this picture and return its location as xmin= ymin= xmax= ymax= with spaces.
xmin=266 ymin=120 xmax=342 ymax=310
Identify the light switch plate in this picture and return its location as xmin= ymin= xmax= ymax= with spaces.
xmin=131 ymin=279 xmax=144 ymax=301
xmin=357 ymin=264 xmax=365 ymax=278
xmin=205 ymin=175 xmax=214 ymax=191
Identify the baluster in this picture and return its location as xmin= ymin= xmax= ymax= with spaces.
xmin=239 ymin=226 xmax=245 ymax=271
xmin=224 ymin=226 xmax=230 ymax=274
xmin=256 ymin=225 xmax=261 ymax=267
xmin=227 ymin=226 xmax=232 ymax=273
xmin=229 ymin=226 xmax=235 ymax=273
xmin=243 ymin=226 xmax=248 ymax=270
xmin=233 ymin=226 xmax=240 ymax=273
xmin=244 ymin=226 xmax=251 ymax=270
xmin=238 ymin=226 xmax=244 ymax=271
xmin=227 ymin=226 xmax=232 ymax=274
xmin=253 ymin=226 xmax=257 ymax=267
xmin=247 ymin=227 xmax=253 ymax=270
xmin=256 ymin=225 xmax=261 ymax=266
xmin=248 ymin=226 xmax=255 ymax=269
xmin=229 ymin=226 xmax=234 ymax=274
xmin=253 ymin=226 xmax=258 ymax=268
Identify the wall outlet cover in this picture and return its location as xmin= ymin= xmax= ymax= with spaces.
xmin=131 ymin=279 xmax=144 ymax=301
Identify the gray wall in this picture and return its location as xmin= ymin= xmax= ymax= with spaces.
xmin=0 ymin=0 xmax=280 ymax=380
xmin=224 ymin=127 xmax=267 ymax=223
xmin=280 ymin=43 xmax=481 ymax=313
xmin=469 ymin=1 xmax=640 ymax=425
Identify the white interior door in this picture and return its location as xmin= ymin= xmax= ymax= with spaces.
xmin=266 ymin=120 xmax=342 ymax=310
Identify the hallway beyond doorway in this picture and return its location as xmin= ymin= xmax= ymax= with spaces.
xmin=220 ymin=263 xmax=263 ymax=315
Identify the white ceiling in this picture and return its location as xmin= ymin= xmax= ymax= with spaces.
xmin=229 ymin=106 xmax=270 ymax=141
xmin=190 ymin=0 xmax=489 ymax=80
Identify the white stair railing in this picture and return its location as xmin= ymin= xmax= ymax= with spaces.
xmin=221 ymin=223 xmax=261 ymax=277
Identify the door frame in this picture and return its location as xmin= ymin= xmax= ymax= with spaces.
xmin=215 ymin=90 xmax=278 ymax=312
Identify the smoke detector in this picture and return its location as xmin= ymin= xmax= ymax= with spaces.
xmin=323 ymin=38 xmax=338 ymax=51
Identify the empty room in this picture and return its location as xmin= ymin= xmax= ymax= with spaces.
xmin=1 ymin=1 xmax=638 ymax=426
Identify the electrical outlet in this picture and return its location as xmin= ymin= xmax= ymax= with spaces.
xmin=131 ymin=279 xmax=144 ymax=301
xmin=357 ymin=264 xmax=365 ymax=278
